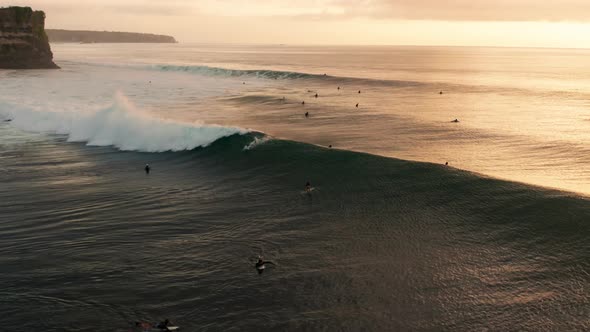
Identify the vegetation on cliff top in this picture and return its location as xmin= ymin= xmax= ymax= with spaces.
xmin=9 ymin=6 xmax=32 ymax=24
xmin=1 ymin=6 xmax=46 ymax=24
xmin=0 ymin=6 xmax=58 ymax=69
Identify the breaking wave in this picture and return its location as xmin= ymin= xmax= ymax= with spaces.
xmin=0 ymin=92 xmax=249 ymax=152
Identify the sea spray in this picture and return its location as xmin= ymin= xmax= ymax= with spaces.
xmin=0 ymin=92 xmax=248 ymax=152
xmin=243 ymin=136 xmax=272 ymax=151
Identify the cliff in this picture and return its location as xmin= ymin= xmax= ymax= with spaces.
xmin=0 ymin=6 xmax=58 ymax=69
xmin=46 ymin=29 xmax=177 ymax=43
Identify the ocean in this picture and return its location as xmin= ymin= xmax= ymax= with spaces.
xmin=0 ymin=44 xmax=589 ymax=331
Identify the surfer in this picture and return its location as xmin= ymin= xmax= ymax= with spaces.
xmin=451 ymin=119 xmax=459 ymax=123
xmin=358 ymin=90 xmax=361 ymax=94
xmin=337 ymin=86 xmax=340 ymax=90
xmin=305 ymin=112 xmax=309 ymax=118
xmin=145 ymin=164 xmax=151 ymax=174
xmin=329 ymin=145 xmax=332 ymax=148
xmin=305 ymin=181 xmax=312 ymax=192
xmin=356 ymin=103 xmax=359 ymax=108
xmin=255 ymin=257 xmax=275 ymax=274
xmin=4 ymin=119 xmax=12 ymax=122
xmin=440 ymin=91 xmax=443 ymax=94
xmin=445 ymin=161 xmax=449 ymax=166
xmin=315 ymin=93 xmax=318 ymax=98
xmin=156 ymin=319 xmax=171 ymax=330
xmin=302 ymin=101 xmax=305 ymax=105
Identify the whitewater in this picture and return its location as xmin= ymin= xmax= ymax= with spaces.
xmin=0 ymin=93 xmax=247 ymax=152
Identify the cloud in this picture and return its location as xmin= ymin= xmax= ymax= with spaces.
xmin=6 ymin=0 xmax=195 ymax=17
xmin=10 ymin=0 xmax=590 ymax=22
xmin=102 ymin=4 xmax=195 ymax=16
xmin=344 ymin=0 xmax=590 ymax=22
xmin=194 ymin=0 xmax=590 ymax=22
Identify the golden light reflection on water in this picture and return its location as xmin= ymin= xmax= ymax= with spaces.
xmin=7 ymin=45 xmax=590 ymax=196
xmin=174 ymin=80 xmax=590 ymax=196
xmin=43 ymin=175 xmax=101 ymax=187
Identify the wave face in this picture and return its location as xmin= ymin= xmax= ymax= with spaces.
xmin=0 ymin=92 xmax=248 ymax=152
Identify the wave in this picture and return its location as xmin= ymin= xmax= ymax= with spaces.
xmin=153 ymin=64 xmax=321 ymax=80
xmin=0 ymin=92 xmax=249 ymax=152
xmin=151 ymin=64 xmax=427 ymax=89
xmin=66 ymin=60 xmax=425 ymax=88
xmin=203 ymin=134 xmax=590 ymax=236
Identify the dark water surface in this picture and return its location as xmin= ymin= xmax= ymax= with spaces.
xmin=2 ymin=45 xmax=590 ymax=331
xmin=1 ymin=128 xmax=589 ymax=331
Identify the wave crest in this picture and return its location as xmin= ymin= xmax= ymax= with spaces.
xmin=0 ymin=92 xmax=248 ymax=152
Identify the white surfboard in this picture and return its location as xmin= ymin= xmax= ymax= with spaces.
xmin=150 ymin=326 xmax=179 ymax=331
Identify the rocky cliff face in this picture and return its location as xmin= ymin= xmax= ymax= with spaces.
xmin=0 ymin=7 xmax=58 ymax=69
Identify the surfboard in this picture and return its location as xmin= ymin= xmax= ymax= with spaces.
xmin=149 ymin=327 xmax=179 ymax=331
xmin=301 ymin=187 xmax=316 ymax=195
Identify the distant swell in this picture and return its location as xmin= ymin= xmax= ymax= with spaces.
xmin=151 ymin=64 xmax=423 ymax=87
xmin=0 ymin=92 xmax=249 ymax=152
xmin=69 ymin=61 xmax=423 ymax=87
xmin=153 ymin=64 xmax=323 ymax=80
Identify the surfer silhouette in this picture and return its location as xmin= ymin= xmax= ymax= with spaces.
xmin=255 ymin=257 xmax=275 ymax=274
xmin=145 ymin=164 xmax=151 ymax=174
xmin=156 ymin=319 xmax=171 ymax=330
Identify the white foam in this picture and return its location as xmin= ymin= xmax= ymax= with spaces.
xmin=243 ymin=136 xmax=271 ymax=151
xmin=0 ymin=92 xmax=248 ymax=152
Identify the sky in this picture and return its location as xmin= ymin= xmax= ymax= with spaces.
xmin=6 ymin=0 xmax=590 ymax=48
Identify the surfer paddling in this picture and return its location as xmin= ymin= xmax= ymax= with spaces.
xmin=255 ymin=256 xmax=275 ymax=274
xmin=134 ymin=319 xmax=176 ymax=332
xmin=156 ymin=319 xmax=172 ymax=331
